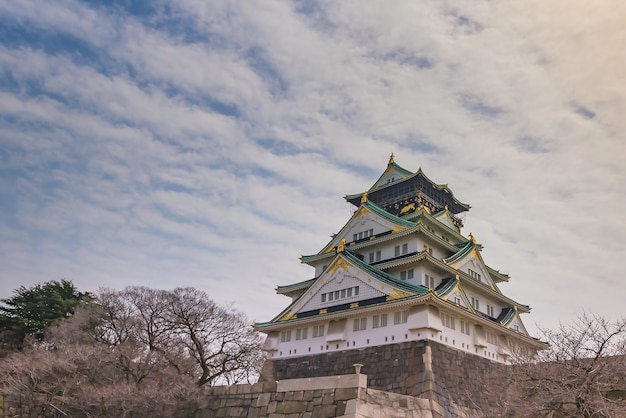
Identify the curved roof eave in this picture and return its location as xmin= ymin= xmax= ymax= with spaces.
xmin=346 ymin=167 xmax=470 ymax=212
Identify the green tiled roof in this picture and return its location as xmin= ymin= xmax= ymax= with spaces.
xmin=498 ymin=307 xmax=517 ymax=326
xmin=342 ymin=250 xmax=428 ymax=296
xmin=363 ymin=200 xmax=416 ymax=227
xmin=443 ymin=241 xmax=475 ymax=265
xmin=435 ymin=277 xmax=458 ymax=298
xmin=276 ymin=278 xmax=316 ymax=294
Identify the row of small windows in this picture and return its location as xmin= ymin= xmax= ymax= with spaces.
xmin=400 ymin=269 xmax=414 ymax=281
xmin=441 ymin=312 xmax=455 ymax=330
xmin=425 ymin=274 xmax=436 ymax=289
xmin=353 ymin=229 xmax=374 ymax=242
xmin=354 ymin=310 xmax=409 ymax=332
xmin=397 ymin=270 xmax=436 ymax=287
xmin=363 ymin=243 xmax=432 ymax=265
xmin=368 ymin=251 xmax=382 ymax=263
xmin=394 ymin=244 xmax=409 ymax=257
xmin=460 ymin=320 xmax=471 ymax=335
xmin=281 ymin=325 xmax=326 ymax=342
xmin=321 ymin=286 xmax=359 ymax=303
xmin=441 ymin=313 xmax=473 ymax=337
xmin=468 ymin=269 xmax=481 ymax=282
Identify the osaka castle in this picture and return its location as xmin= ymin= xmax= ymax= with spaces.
xmin=255 ymin=155 xmax=543 ymax=365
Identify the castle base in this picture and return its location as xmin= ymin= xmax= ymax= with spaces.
xmin=260 ymin=340 xmax=507 ymax=416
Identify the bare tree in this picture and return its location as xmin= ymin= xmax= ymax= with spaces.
xmin=508 ymin=314 xmax=626 ymax=417
xmin=0 ymin=286 xmax=264 ymax=416
xmin=163 ymin=287 xmax=265 ymax=386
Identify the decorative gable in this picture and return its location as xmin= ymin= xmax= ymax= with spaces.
xmin=446 ymin=241 xmax=498 ymax=292
xmin=318 ymin=202 xmax=415 ymax=254
xmin=274 ymin=253 xmax=418 ymax=323
xmin=432 ymin=210 xmax=460 ymax=232
xmin=458 ymin=257 xmax=495 ymax=289
xmin=369 ymin=156 xmax=414 ymax=191
xmin=445 ymin=289 xmax=469 ymax=309
xmin=507 ymin=316 xmax=529 ymax=335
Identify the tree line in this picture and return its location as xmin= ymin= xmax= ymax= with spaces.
xmin=0 ymin=280 xmax=264 ymax=416
xmin=1 ymin=280 xmax=626 ymax=417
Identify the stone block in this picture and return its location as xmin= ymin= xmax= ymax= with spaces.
xmin=283 ymin=401 xmax=307 ymax=414
xmin=334 ymin=387 xmax=357 ymax=401
xmin=336 ymin=400 xmax=347 ymax=416
xmin=321 ymin=392 xmax=334 ymax=405
xmin=263 ymin=381 xmax=278 ymax=392
xmin=311 ymin=405 xmax=336 ymax=418
xmin=255 ymin=392 xmax=271 ymax=407
xmin=267 ymin=401 xmax=277 ymax=413
xmin=236 ymin=384 xmax=252 ymax=394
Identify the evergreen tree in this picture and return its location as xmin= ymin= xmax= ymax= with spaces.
xmin=0 ymin=280 xmax=93 ymax=351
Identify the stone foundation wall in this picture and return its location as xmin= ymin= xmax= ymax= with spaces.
xmin=261 ymin=340 xmax=506 ymax=415
xmin=199 ymin=373 xmax=438 ymax=418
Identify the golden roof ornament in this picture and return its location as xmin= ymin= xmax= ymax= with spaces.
xmin=469 ymin=232 xmax=476 ymax=244
xmin=337 ymin=238 xmax=346 ymax=253
xmin=361 ymin=192 xmax=368 ymax=203
xmin=388 ymin=153 xmax=395 ymax=164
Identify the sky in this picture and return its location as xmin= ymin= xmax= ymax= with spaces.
xmin=1 ymin=0 xmax=625 ymax=336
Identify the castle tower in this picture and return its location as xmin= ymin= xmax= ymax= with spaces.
xmin=256 ymin=155 xmax=544 ymax=395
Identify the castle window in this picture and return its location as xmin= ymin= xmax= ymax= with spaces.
xmin=312 ymin=325 xmax=325 ymax=338
xmin=469 ymin=269 xmax=481 ymax=282
xmin=353 ymin=233 xmax=358 ymax=241
xmin=460 ymin=320 xmax=471 ymax=335
xmin=321 ymin=286 xmax=359 ymax=303
xmin=487 ymin=304 xmax=495 ymax=317
xmin=369 ymin=252 xmax=374 ymax=263
xmin=471 ymin=297 xmax=480 ymax=311
xmin=394 ymin=246 xmax=400 ymax=257
xmin=296 ymin=328 xmax=308 ymax=340
xmin=280 ymin=330 xmax=291 ymax=342
xmin=353 ymin=317 xmax=367 ymax=331
xmin=402 ymin=243 xmax=408 ymax=254
xmin=486 ymin=331 xmax=498 ymax=345
xmin=440 ymin=313 xmax=455 ymax=330
xmin=376 ymin=251 xmax=381 ymax=261
xmin=373 ymin=314 xmax=388 ymax=328
xmin=425 ymin=274 xmax=435 ymax=289
xmin=400 ymin=269 xmax=414 ymax=281
xmin=394 ymin=310 xmax=409 ymax=325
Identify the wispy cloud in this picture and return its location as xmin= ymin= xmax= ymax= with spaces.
xmin=1 ymin=0 xmax=625 ymax=331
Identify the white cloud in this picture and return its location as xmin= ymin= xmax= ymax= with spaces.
xmin=1 ymin=0 xmax=625 ymax=334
